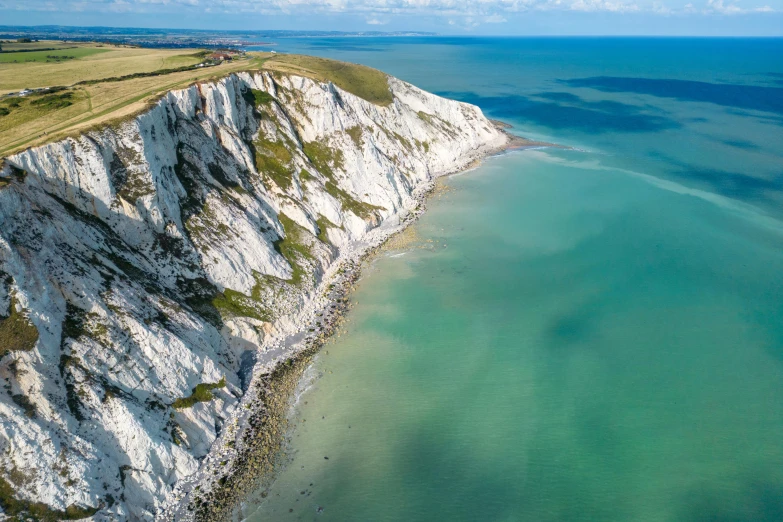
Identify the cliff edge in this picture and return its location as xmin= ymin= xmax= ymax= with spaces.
xmin=0 ymin=69 xmax=505 ymax=520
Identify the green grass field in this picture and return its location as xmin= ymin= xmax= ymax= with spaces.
xmin=0 ymin=44 xmax=392 ymax=158
xmin=0 ymin=40 xmax=82 ymax=52
xmin=0 ymin=47 xmax=109 ymax=64
xmin=0 ymin=49 xmax=269 ymax=156
xmin=264 ymin=54 xmax=393 ymax=106
xmin=0 ymin=44 xmax=206 ymax=94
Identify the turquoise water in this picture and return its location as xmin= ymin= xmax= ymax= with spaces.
xmin=245 ymin=39 xmax=783 ymax=521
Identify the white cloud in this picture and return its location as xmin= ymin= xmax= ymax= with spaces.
xmin=703 ymin=0 xmax=776 ymax=13
xmin=569 ymin=0 xmax=640 ymax=11
xmin=652 ymin=1 xmax=672 ymax=13
xmin=706 ymin=0 xmax=743 ymax=13
xmin=2 ymin=0 xmax=778 ymax=18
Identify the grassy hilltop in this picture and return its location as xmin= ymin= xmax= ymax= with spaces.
xmin=0 ymin=41 xmax=392 ymax=158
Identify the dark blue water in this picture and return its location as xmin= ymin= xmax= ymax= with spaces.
xmin=255 ymin=37 xmax=783 ymax=217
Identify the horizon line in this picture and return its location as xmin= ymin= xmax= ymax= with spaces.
xmin=1 ymin=25 xmax=783 ymax=39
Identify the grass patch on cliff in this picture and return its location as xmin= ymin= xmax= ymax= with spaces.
xmin=302 ymin=140 xmax=384 ymax=220
xmin=345 ymin=125 xmax=363 ymax=148
xmin=249 ymin=89 xmax=275 ymax=106
xmin=302 ymin=140 xmax=344 ymax=179
xmin=324 ymin=181 xmax=384 ymax=221
xmin=274 ymin=213 xmax=315 ymax=286
xmin=417 ymin=111 xmax=434 ymax=125
xmin=0 ymin=294 xmax=39 ymax=358
xmin=417 ymin=110 xmax=458 ymax=138
xmin=298 ymin=169 xmax=315 ymax=186
xmin=172 ymin=377 xmax=226 ymax=409
xmin=263 ymin=55 xmax=393 ymax=106
xmin=315 ymin=214 xmax=337 ymax=244
xmin=254 ymin=135 xmax=295 ymax=191
xmin=212 ymin=287 xmax=271 ymax=323
xmin=0 ymin=476 xmax=97 ymax=521
xmin=215 ymin=214 xmax=322 ymax=323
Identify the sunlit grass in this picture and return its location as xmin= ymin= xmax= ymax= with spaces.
xmin=264 ymin=54 xmax=393 ymax=106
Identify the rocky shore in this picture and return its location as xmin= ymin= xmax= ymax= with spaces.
xmin=165 ymin=126 xmax=536 ymax=522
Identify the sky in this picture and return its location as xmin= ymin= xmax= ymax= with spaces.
xmin=0 ymin=0 xmax=781 ymax=35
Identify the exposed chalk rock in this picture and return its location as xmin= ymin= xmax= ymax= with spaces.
xmin=0 ymin=70 xmax=505 ymax=521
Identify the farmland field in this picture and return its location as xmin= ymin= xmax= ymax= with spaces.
xmin=0 ymin=46 xmax=271 ymax=156
xmin=0 ymin=47 xmax=109 ymax=64
xmin=0 ymin=44 xmax=394 ymax=158
xmin=0 ymin=43 xmax=207 ymax=94
xmin=0 ymin=40 xmax=82 ymax=52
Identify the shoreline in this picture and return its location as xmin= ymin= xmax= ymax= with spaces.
xmin=163 ymin=125 xmax=541 ymax=522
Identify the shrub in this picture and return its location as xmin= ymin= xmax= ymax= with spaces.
xmin=250 ymin=89 xmax=275 ymax=106
xmin=172 ymin=377 xmax=227 ymax=409
xmin=0 ymin=294 xmax=39 ymax=358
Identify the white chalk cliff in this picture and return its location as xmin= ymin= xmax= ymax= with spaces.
xmin=0 ymin=70 xmax=505 ymax=520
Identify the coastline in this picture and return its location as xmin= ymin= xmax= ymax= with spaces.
xmin=163 ymin=125 xmax=537 ymax=521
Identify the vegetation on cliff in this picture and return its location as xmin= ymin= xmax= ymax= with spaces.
xmin=0 ymin=292 xmax=39 ymax=358
xmin=172 ymin=378 xmax=227 ymax=409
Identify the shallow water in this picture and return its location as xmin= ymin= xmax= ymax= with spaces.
xmin=244 ymin=38 xmax=783 ymax=521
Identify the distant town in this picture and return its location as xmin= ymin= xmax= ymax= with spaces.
xmin=0 ymin=26 xmax=437 ymax=50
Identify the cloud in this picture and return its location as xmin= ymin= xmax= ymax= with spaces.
xmin=706 ymin=0 xmax=744 ymax=13
xmin=1 ymin=0 xmax=778 ymax=18
xmin=651 ymin=1 xmax=672 ymax=13
xmin=568 ymin=0 xmax=640 ymax=12
xmin=704 ymin=0 xmax=777 ymax=13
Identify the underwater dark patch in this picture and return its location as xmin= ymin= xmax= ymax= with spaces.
xmin=720 ymin=138 xmax=760 ymax=151
xmin=438 ymin=90 xmax=680 ymax=134
xmin=680 ymin=479 xmax=783 ymax=522
xmin=562 ymin=76 xmax=783 ymax=115
xmin=765 ymin=72 xmax=783 ymax=86
xmin=649 ymin=152 xmax=783 ymax=206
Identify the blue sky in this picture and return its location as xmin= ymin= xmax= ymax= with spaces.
xmin=1 ymin=0 xmax=781 ymax=35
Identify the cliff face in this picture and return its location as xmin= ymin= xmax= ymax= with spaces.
xmin=0 ymin=71 xmax=504 ymax=520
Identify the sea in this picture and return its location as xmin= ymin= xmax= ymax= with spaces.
xmin=241 ymin=37 xmax=783 ymax=522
